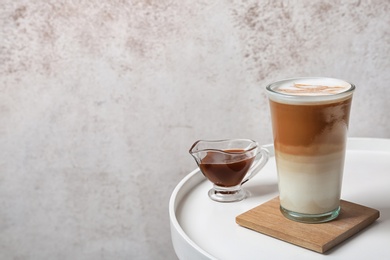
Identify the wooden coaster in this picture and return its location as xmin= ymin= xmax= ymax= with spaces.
xmin=236 ymin=197 xmax=380 ymax=253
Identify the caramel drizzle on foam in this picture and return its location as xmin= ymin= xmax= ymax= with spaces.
xmin=278 ymin=83 xmax=347 ymax=95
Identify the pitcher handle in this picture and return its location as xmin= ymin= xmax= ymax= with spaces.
xmin=241 ymin=147 xmax=269 ymax=185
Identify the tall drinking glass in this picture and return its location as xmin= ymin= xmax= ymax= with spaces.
xmin=266 ymin=77 xmax=355 ymax=223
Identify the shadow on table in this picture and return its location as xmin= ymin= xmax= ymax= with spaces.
xmin=245 ymin=182 xmax=279 ymax=198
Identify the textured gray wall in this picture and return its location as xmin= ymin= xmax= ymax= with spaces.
xmin=1 ymin=1 xmax=389 ymax=259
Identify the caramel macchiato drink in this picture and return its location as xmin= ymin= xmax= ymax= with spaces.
xmin=266 ymin=77 xmax=355 ymax=223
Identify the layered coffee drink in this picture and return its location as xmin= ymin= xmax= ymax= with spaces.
xmin=266 ymin=77 xmax=355 ymax=223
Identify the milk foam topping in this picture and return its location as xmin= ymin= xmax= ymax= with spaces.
xmin=274 ymin=78 xmax=351 ymax=96
xmin=266 ymin=77 xmax=355 ymax=104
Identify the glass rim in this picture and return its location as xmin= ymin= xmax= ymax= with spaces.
xmin=265 ymin=77 xmax=355 ymax=103
xmin=189 ymin=139 xmax=258 ymax=155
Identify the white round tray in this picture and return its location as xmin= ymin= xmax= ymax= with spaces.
xmin=169 ymin=138 xmax=390 ymax=259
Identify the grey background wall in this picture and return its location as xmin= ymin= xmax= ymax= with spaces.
xmin=1 ymin=1 xmax=389 ymax=259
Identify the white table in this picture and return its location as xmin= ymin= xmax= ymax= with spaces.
xmin=169 ymin=138 xmax=390 ymax=259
